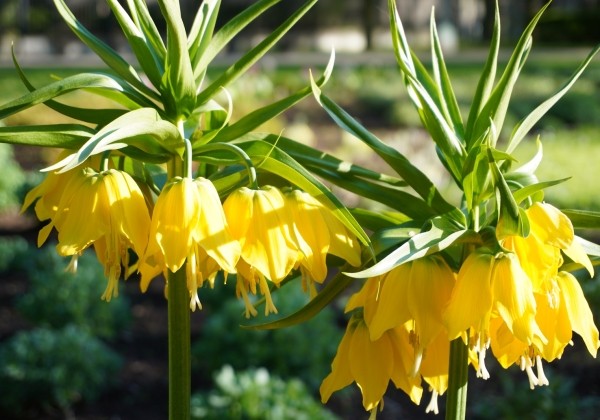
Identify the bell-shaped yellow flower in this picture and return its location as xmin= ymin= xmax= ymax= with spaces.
xmin=321 ymin=313 xmax=396 ymax=413
xmin=140 ymin=177 xmax=240 ymax=310
xmin=223 ymin=186 xmax=298 ymax=283
xmin=35 ymin=167 xmax=150 ymax=301
xmin=366 ymin=256 xmax=455 ymax=376
xmin=284 ymin=189 xmax=361 ymax=284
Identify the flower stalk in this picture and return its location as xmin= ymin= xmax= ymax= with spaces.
xmin=446 ymin=337 xmax=469 ymax=420
xmin=167 ymin=266 xmax=191 ymax=420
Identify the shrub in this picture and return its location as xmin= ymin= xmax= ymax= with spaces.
xmin=190 ymin=365 xmax=338 ymax=420
xmin=0 ymin=325 xmax=122 ymax=416
xmin=0 ymin=236 xmax=30 ymax=272
xmin=0 ymin=144 xmax=26 ymax=212
xmin=191 ymin=280 xmax=342 ymax=392
xmin=16 ymin=246 xmax=131 ymax=339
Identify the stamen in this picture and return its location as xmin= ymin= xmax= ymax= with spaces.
xmin=535 ymin=355 xmax=549 ymax=386
xmin=477 ymin=347 xmax=490 ymax=380
xmin=66 ymin=254 xmax=79 ymax=273
xmin=520 ymin=356 xmax=539 ymax=389
xmin=425 ymin=390 xmax=440 ymax=415
xmin=410 ymin=347 xmax=424 ymax=378
xmin=236 ymin=279 xmax=257 ymax=318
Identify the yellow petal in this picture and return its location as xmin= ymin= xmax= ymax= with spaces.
xmin=407 ymin=256 xmax=455 ymax=349
xmin=193 ymin=178 xmax=240 ymax=273
xmin=349 ymin=320 xmax=393 ymax=411
xmin=444 ymin=250 xmax=494 ymax=340
xmin=534 ymin=287 xmax=571 ymax=361
xmin=527 ymin=202 xmax=574 ymax=249
xmin=320 ymin=318 xmax=357 ymax=403
xmin=563 ymin=237 xmax=594 ymax=277
xmin=153 ymin=178 xmax=199 ymax=272
xmin=388 ymin=324 xmax=423 ymax=404
xmin=556 ymin=271 xmax=600 ymax=357
xmin=285 ymin=190 xmax=330 ymax=282
xmin=368 ymin=264 xmax=411 ymax=340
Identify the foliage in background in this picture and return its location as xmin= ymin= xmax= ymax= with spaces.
xmin=192 ymin=280 xmax=342 ymax=392
xmin=0 ymin=143 xmax=26 ymax=211
xmin=16 ymin=245 xmax=131 ymax=339
xmin=190 ymin=365 xmax=338 ymax=420
xmin=0 ymin=235 xmax=29 ymax=272
xmin=0 ymin=325 xmax=122 ymax=416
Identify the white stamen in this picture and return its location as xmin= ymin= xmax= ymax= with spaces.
xmin=535 ymin=355 xmax=549 ymax=386
xmin=477 ymin=348 xmax=490 ymax=380
xmin=425 ymin=390 xmax=439 ymax=414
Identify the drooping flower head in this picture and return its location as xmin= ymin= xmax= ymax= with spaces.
xmin=223 ymin=185 xmax=299 ymax=316
xmin=140 ymin=176 xmax=240 ymax=310
xmin=30 ymin=167 xmax=151 ymax=301
xmin=284 ymin=188 xmax=361 ymax=293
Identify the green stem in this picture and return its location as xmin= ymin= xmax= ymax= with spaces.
xmin=445 ymin=337 xmax=468 ymax=420
xmin=168 ymin=266 xmax=191 ymax=420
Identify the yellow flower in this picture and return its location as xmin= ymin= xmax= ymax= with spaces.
xmin=140 ymin=176 xmax=240 ymax=310
xmin=366 ymin=256 xmax=455 ymax=375
xmin=320 ymin=313 xmax=415 ymax=413
xmin=223 ymin=186 xmax=298 ymax=283
xmin=536 ymin=271 xmax=599 ymax=360
xmin=36 ymin=167 xmax=150 ymax=301
xmin=444 ymin=249 xmax=547 ymax=379
xmin=284 ymin=188 xmax=361 ymax=289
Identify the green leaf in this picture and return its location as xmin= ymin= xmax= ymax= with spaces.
xmin=347 ymin=218 xmax=476 ymax=278
xmin=512 ymin=178 xmax=569 ymax=204
xmin=44 ymin=108 xmax=180 ymax=172
xmin=470 ymin=1 xmax=551 ymax=145
xmin=157 ymin=0 xmax=196 ymax=118
xmin=188 ymin=0 xmax=221 ymax=84
xmin=562 ymin=209 xmax=600 ymax=230
xmin=310 ymin=79 xmax=461 ymax=219
xmin=213 ymin=50 xmax=335 ymax=144
xmin=194 ymin=0 xmax=282 ymax=80
xmin=196 ymin=0 xmax=318 ymax=107
xmin=387 ymin=0 xmax=465 ymax=180
xmin=53 ymin=0 xmax=160 ymax=102
xmin=506 ymin=44 xmax=600 ymax=154
xmin=241 ymin=270 xmax=355 ymax=330
xmin=11 ymin=50 xmax=127 ymax=126
xmin=0 ymin=73 xmax=152 ymax=121
xmin=107 ymin=0 xmax=164 ymax=90
xmin=129 ymin=0 xmax=166 ymax=61
xmin=351 ymin=208 xmax=411 ymax=233
xmin=465 ymin=1 xmax=500 ymax=143
xmin=0 ymin=124 xmax=93 ymax=148
xmin=488 ymin=148 xmax=529 ymax=238
xmin=430 ymin=8 xmax=464 ymax=137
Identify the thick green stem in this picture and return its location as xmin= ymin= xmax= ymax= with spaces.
xmin=168 ymin=267 xmax=191 ymax=420
xmin=445 ymin=337 xmax=468 ymax=420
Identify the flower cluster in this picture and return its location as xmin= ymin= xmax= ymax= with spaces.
xmin=23 ymin=163 xmax=361 ymax=314
xmin=321 ymin=203 xmax=599 ymax=415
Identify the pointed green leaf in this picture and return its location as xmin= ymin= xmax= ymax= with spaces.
xmin=471 ymin=1 xmax=551 ymax=145
xmin=107 ymin=0 xmax=164 ymax=90
xmin=196 ymin=0 xmax=318 ymax=107
xmin=466 ymin=1 xmax=500 ymax=142
xmin=0 ymin=124 xmax=93 ymax=148
xmin=347 ymin=222 xmax=476 ymax=278
xmin=129 ymin=0 xmax=166 ymax=60
xmin=0 ymin=73 xmax=152 ymax=121
xmin=157 ymin=0 xmax=196 ymax=118
xmin=188 ymin=0 xmax=221 ymax=84
xmin=512 ymin=178 xmax=570 ymax=204
xmin=430 ymin=8 xmax=464 ymax=136
xmin=506 ymin=44 xmax=600 ymax=154
xmin=45 ymin=108 xmax=180 ymax=172
xmin=194 ymin=0 xmax=282 ymax=79
xmin=53 ymin=0 xmax=160 ymax=102
xmin=11 ymin=50 xmax=127 ymax=125
xmin=213 ymin=50 xmax=335 ymax=144
xmin=311 ymin=79 xmax=461 ymax=219
xmin=562 ymin=209 xmax=600 ymax=230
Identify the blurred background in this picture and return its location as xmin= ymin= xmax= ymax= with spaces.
xmin=0 ymin=0 xmax=599 ymax=419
